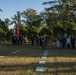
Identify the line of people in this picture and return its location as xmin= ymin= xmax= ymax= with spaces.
xmin=31 ymin=35 xmax=47 ymax=50
xmin=12 ymin=35 xmax=23 ymax=45
xmin=56 ymin=35 xmax=75 ymax=49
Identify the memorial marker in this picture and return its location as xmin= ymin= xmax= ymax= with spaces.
xmin=11 ymin=52 xmax=16 ymax=54
xmin=16 ymin=50 xmax=20 ymax=52
xmin=35 ymin=66 xmax=47 ymax=72
xmin=39 ymin=61 xmax=45 ymax=64
xmin=0 ymin=56 xmax=5 ymax=58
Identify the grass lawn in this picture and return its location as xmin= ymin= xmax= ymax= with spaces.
xmin=0 ymin=42 xmax=76 ymax=75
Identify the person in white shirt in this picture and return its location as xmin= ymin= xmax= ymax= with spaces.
xmin=56 ymin=34 xmax=61 ymax=48
xmin=66 ymin=36 xmax=71 ymax=48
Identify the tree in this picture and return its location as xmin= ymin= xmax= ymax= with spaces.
xmin=0 ymin=9 xmax=2 ymax=15
xmin=0 ymin=27 xmax=5 ymax=42
xmin=5 ymin=29 xmax=13 ymax=41
xmin=27 ymin=26 xmax=39 ymax=39
xmin=42 ymin=0 xmax=76 ymax=36
xmin=4 ymin=18 xmax=10 ymax=29
xmin=0 ymin=19 xmax=8 ymax=32
xmin=40 ymin=11 xmax=58 ymax=29
xmin=39 ymin=25 xmax=52 ymax=36
xmin=66 ymin=21 xmax=76 ymax=35
xmin=0 ymin=9 xmax=2 ymax=12
xmin=21 ymin=8 xmax=42 ymax=28
xmin=18 ymin=24 xmax=27 ymax=37
xmin=0 ymin=27 xmax=5 ymax=35
xmin=11 ymin=11 xmax=21 ymax=26
xmin=53 ymin=21 xmax=65 ymax=37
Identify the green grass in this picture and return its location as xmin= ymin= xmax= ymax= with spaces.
xmin=0 ymin=42 xmax=76 ymax=75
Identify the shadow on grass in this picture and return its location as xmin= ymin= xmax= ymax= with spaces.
xmin=0 ymin=43 xmax=76 ymax=57
xmin=0 ymin=62 xmax=76 ymax=74
xmin=0 ymin=43 xmax=76 ymax=74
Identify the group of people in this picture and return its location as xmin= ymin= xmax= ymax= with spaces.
xmin=31 ymin=35 xmax=47 ymax=49
xmin=11 ymin=33 xmax=75 ymax=49
xmin=12 ymin=35 xmax=23 ymax=45
xmin=56 ymin=35 xmax=75 ymax=49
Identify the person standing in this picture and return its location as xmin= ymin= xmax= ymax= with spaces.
xmin=42 ymin=36 xmax=46 ymax=50
xmin=19 ymin=35 xmax=23 ymax=45
xmin=56 ymin=34 xmax=61 ymax=48
xmin=12 ymin=35 xmax=15 ymax=45
xmin=36 ymin=35 xmax=39 ymax=45
xmin=39 ymin=36 xmax=42 ymax=49
xmin=17 ymin=36 xmax=19 ymax=45
xmin=14 ymin=36 xmax=17 ymax=45
xmin=44 ymin=35 xmax=47 ymax=46
xmin=62 ymin=36 xmax=66 ymax=48
xmin=66 ymin=36 xmax=71 ymax=49
xmin=31 ymin=35 xmax=34 ymax=45
xmin=71 ymin=35 xmax=75 ymax=49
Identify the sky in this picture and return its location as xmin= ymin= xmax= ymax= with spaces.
xmin=0 ymin=0 xmax=50 ymax=21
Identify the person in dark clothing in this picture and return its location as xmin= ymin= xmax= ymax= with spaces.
xmin=14 ymin=36 xmax=17 ymax=45
xmin=44 ymin=35 xmax=47 ymax=45
xmin=42 ymin=37 xmax=46 ymax=50
xmin=71 ymin=35 xmax=75 ymax=49
xmin=39 ymin=36 xmax=42 ymax=46
xmin=62 ymin=36 xmax=66 ymax=48
xmin=45 ymin=36 xmax=47 ymax=45
xmin=39 ymin=36 xmax=43 ymax=49
xmin=12 ymin=35 xmax=15 ymax=45
xmin=19 ymin=35 xmax=23 ymax=45
xmin=17 ymin=36 xmax=19 ymax=45
xmin=31 ymin=35 xmax=34 ymax=45
xmin=36 ymin=35 xmax=39 ymax=45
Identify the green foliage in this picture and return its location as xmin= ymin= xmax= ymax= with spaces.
xmin=40 ymin=11 xmax=58 ymax=29
xmin=53 ymin=21 xmax=65 ymax=37
xmin=42 ymin=0 xmax=76 ymax=38
xmin=27 ymin=26 xmax=38 ymax=38
xmin=11 ymin=11 xmax=21 ymax=26
xmin=0 ymin=19 xmax=9 ymax=41
xmin=66 ymin=21 xmax=76 ymax=35
xmin=66 ymin=27 xmax=72 ymax=35
xmin=18 ymin=24 xmax=27 ymax=37
xmin=0 ymin=20 xmax=8 ymax=32
xmin=0 ymin=27 xmax=5 ymax=41
xmin=39 ymin=25 xmax=52 ymax=36
xmin=0 ymin=27 xmax=5 ymax=35
xmin=1 ymin=0 xmax=76 ymax=40
xmin=21 ymin=8 xmax=42 ymax=27
xmin=4 ymin=18 xmax=10 ymax=28
xmin=5 ymin=29 xmax=13 ymax=41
